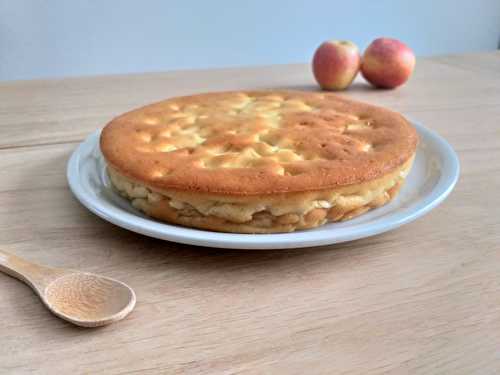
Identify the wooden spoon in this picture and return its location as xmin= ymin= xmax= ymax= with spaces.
xmin=0 ymin=249 xmax=136 ymax=327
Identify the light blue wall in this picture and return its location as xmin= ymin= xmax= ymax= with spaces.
xmin=1 ymin=0 xmax=499 ymax=81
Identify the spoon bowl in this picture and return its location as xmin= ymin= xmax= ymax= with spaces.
xmin=45 ymin=273 xmax=136 ymax=327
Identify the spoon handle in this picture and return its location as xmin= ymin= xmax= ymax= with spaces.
xmin=0 ymin=249 xmax=63 ymax=291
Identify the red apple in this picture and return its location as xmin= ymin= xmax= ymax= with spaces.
xmin=312 ymin=40 xmax=361 ymax=90
xmin=361 ymin=38 xmax=415 ymax=89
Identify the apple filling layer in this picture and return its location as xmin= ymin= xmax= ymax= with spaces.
xmin=107 ymin=156 xmax=413 ymax=233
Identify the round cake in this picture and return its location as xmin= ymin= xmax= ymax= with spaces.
xmin=100 ymin=91 xmax=418 ymax=233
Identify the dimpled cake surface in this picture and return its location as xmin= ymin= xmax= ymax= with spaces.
xmin=100 ymin=91 xmax=418 ymax=233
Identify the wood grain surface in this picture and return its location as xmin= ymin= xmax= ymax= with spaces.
xmin=0 ymin=52 xmax=499 ymax=374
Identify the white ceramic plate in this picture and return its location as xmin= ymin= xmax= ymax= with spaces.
xmin=67 ymin=122 xmax=459 ymax=249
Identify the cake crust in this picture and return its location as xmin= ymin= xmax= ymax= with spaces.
xmin=100 ymin=91 xmax=417 ymax=195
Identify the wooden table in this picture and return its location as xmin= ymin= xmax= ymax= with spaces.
xmin=1 ymin=52 xmax=499 ymax=374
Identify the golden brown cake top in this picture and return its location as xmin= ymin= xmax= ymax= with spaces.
xmin=100 ymin=91 xmax=417 ymax=195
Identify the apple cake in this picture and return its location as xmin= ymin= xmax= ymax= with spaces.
xmin=100 ymin=91 xmax=418 ymax=233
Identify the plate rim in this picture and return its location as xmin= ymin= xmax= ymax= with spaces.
xmin=67 ymin=121 xmax=460 ymax=249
